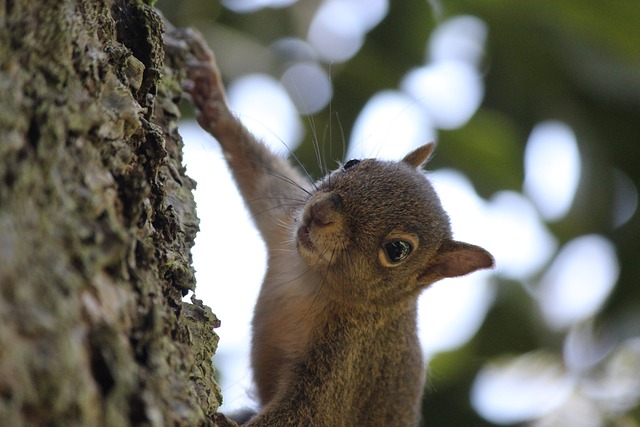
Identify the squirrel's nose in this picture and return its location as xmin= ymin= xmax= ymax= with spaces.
xmin=310 ymin=193 xmax=340 ymax=226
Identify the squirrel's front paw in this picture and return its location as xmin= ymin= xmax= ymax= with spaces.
xmin=177 ymin=28 xmax=231 ymax=133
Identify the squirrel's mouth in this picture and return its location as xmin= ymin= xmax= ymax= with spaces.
xmin=296 ymin=222 xmax=314 ymax=252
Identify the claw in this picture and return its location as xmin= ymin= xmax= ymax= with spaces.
xmin=174 ymin=26 xmax=234 ymax=137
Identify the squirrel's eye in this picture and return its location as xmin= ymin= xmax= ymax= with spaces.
xmin=383 ymin=240 xmax=412 ymax=263
xmin=343 ymin=159 xmax=360 ymax=170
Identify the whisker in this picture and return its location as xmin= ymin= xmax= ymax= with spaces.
xmin=245 ymin=195 xmax=307 ymax=204
xmin=300 ymin=247 xmax=335 ymax=325
xmin=263 ymin=166 xmax=313 ymax=196
xmin=272 ymin=248 xmax=328 ymax=288
xmin=277 ymin=75 xmax=323 ymax=190
xmin=311 ymin=118 xmax=327 ymax=178
xmin=248 ymin=203 xmax=304 ymax=222
xmin=334 ymin=112 xmax=347 ymax=162
xmin=282 ymin=151 xmax=318 ymax=192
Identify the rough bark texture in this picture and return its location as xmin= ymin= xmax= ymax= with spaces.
xmin=0 ymin=1 xmax=222 ymax=425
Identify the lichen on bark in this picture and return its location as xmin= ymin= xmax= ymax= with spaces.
xmin=0 ymin=0 xmax=221 ymax=425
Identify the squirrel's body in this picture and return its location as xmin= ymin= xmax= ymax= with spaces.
xmin=183 ymin=30 xmax=494 ymax=426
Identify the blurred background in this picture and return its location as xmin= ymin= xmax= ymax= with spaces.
xmin=158 ymin=1 xmax=640 ymax=425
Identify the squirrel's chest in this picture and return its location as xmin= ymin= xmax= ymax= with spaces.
xmin=254 ymin=248 xmax=328 ymax=354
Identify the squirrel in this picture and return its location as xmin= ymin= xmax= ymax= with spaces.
xmin=181 ymin=29 xmax=494 ymax=427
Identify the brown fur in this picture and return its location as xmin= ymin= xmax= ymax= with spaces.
xmin=182 ymin=29 xmax=494 ymax=426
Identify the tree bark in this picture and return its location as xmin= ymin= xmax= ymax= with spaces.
xmin=0 ymin=1 xmax=221 ymax=425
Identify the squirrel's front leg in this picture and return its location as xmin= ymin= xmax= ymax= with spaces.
xmin=181 ymin=29 xmax=310 ymax=241
xmin=181 ymin=29 xmax=275 ymax=198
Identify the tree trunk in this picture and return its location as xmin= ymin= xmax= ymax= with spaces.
xmin=0 ymin=1 xmax=222 ymax=425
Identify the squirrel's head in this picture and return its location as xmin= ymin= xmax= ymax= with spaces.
xmin=295 ymin=142 xmax=494 ymax=307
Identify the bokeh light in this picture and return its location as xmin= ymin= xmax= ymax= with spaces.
xmin=537 ymin=234 xmax=619 ymax=331
xmin=428 ymin=15 xmax=487 ymax=66
xmin=471 ymin=351 xmax=574 ymax=425
xmin=524 ymin=121 xmax=581 ymax=222
xmin=226 ymin=74 xmax=304 ymax=155
xmin=582 ymin=338 xmax=640 ymax=413
xmin=401 ymin=61 xmax=484 ymax=129
xmin=485 ymin=191 xmax=558 ymax=279
xmin=471 ymin=335 xmax=640 ymax=425
xmin=347 ymin=90 xmax=435 ymax=161
xmin=307 ymin=1 xmax=365 ymax=63
xmin=612 ymin=168 xmax=638 ymax=228
xmin=428 ymin=169 xmax=558 ymax=280
xmin=401 ymin=15 xmax=486 ymax=130
xmin=222 ymin=0 xmax=298 ymax=13
xmin=307 ymin=0 xmax=387 ymax=63
xmin=280 ymin=62 xmax=333 ymax=114
xmin=419 ymin=272 xmax=495 ymax=357
xmin=563 ymin=321 xmax=616 ymax=374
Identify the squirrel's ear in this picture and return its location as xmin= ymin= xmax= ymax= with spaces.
xmin=417 ymin=239 xmax=494 ymax=285
xmin=402 ymin=142 xmax=435 ymax=168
